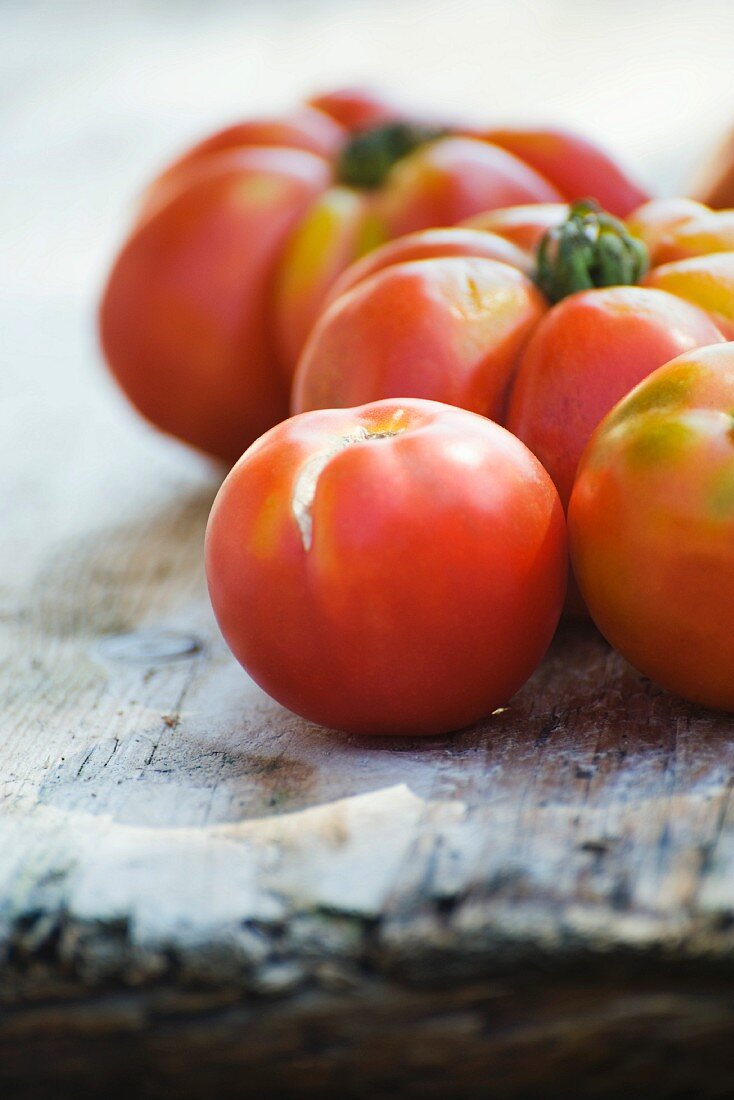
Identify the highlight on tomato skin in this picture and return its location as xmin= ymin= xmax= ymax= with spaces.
xmin=568 ymin=343 xmax=734 ymax=713
xmin=205 ymin=398 xmax=568 ymax=737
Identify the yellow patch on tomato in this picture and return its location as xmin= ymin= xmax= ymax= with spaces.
xmin=625 ymin=414 xmax=696 ymax=468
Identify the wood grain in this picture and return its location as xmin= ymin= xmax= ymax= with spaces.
xmin=4 ymin=392 xmax=734 ymax=1096
xmin=5 ymin=2 xmax=734 ymax=1094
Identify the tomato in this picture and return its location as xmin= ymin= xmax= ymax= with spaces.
xmin=374 ymin=137 xmax=562 ymax=238
xmin=206 ymin=399 xmax=567 ymax=735
xmin=101 ymin=88 xmax=648 ymax=461
xmin=462 ymin=203 xmax=569 ymax=251
xmin=306 ymin=87 xmax=403 ymax=132
xmin=479 ymin=128 xmax=649 ymax=217
xmin=323 ymin=226 xmax=533 ymax=306
xmin=100 ymin=147 xmax=330 ymax=463
xmin=643 ymin=252 xmax=734 ymax=338
xmin=295 ymin=201 xmax=723 ymax=507
xmin=272 ymin=186 xmax=383 ymax=375
xmin=626 ymin=198 xmax=710 ymax=265
xmin=569 ymin=343 xmax=734 ymax=711
xmin=292 ymin=257 xmax=546 ymax=421
xmin=506 ymin=286 xmax=724 ymax=510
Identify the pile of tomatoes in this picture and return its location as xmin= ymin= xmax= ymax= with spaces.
xmin=100 ymin=89 xmax=734 ymax=735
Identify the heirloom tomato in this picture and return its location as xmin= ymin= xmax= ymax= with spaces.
xmin=292 ymin=257 xmax=546 ymax=421
xmin=100 ymin=87 xmax=647 ymax=462
xmin=478 ymin=128 xmax=649 ymax=218
xmin=296 ymin=200 xmax=723 ymax=499
xmin=462 ymin=203 xmax=569 ymax=251
xmin=205 ymin=399 xmax=567 ymax=736
xmin=506 ymin=285 xmax=724 ymax=510
xmin=569 ymin=344 xmax=734 ymax=712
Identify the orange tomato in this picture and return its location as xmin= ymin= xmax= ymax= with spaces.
xmin=569 ymin=344 xmax=734 ymax=711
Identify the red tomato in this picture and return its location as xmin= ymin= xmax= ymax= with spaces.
xmin=144 ymin=106 xmax=345 ymax=209
xmin=506 ymin=286 xmax=725 ymax=510
xmin=376 ymin=137 xmax=562 ymax=237
xmin=462 ymin=203 xmax=569 ymax=251
xmin=480 ymin=127 xmax=650 ymax=217
xmin=306 ymin=87 xmax=403 ymax=132
xmin=569 ymin=344 xmax=734 ymax=711
xmin=206 ymin=399 xmax=567 ymax=735
xmin=322 ymin=226 xmax=532 ymax=309
xmin=292 ymin=257 xmax=546 ymax=422
xmin=100 ymin=147 xmax=330 ymax=464
xmin=101 ymin=91 xmax=653 ymax=461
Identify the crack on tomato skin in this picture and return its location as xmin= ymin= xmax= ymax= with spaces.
xmin=291 ymin=425 xmax=405 ymax=551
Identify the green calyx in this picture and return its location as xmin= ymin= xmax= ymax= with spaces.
xmin=535 ymin=199 xmax=649 ymax=303
xmin=336 ymin=121 xmax=446 ymax=190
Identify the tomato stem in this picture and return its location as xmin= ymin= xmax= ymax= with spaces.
xmin=336 ymin=121 xmax=446 ymax=189
xmin=535 ymin=199 xmax=648 ymax=303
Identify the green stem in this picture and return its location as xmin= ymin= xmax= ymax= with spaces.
xmin=336 ymin=121 xmax=446 ymax=189
xmin=535 ymin=199 xmax=648 ymax=303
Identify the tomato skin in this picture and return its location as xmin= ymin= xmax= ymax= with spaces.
xmin=100 ymin=147 xmax=330 ymax=463
xmin=306 ymin=87 xmax=403 ymax=132
xmin=100 ymin=95 xmax=577 ymax=459
xmin=324 ymin=226 xmax=532 ymax=306
xmin=144 ymin=107 xmax=344 ymax=210
xmin=505 ymin=286 xmax=725 ymax=510
xmin=206 ymin=399 xmax=567 ymax=735
xmin=644 ymin=252 xmax=734 ymax=337
xmin=292 ymin=257 xmax=546 ymax=421
xmin=627 ymin=198 xmax=714 ymax=264
xmin=569 ymin=344 xmax=734 ymax=711
xmin=377 ymin=138 xmax=562 ymax=238
xmin=479 ymin=128 xmax=650 ymax=217
xmin=272 ymin=187 xmax=384 ymax=376
xmin=462 ymin=203 xmax=569 ymax=251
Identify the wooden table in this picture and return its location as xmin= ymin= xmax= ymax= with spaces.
xmin=5 ymin=2 xmax=734 ymax=1096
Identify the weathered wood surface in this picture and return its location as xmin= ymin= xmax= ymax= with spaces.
xmin=5 ymin=2 xmax=734 ymax=1095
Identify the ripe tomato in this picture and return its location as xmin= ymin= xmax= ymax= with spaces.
xmin=322 ymin=225 xmax=532 ymax=307
xmin=569 ymin=344 xmax=734 ymax=711
xmin=100 ymin=88 xmax=647 ymax=462
xmin=478 ymin=128 xmax=649 ymax=218
xmin=644 ymin=252 xmax=734 ymax=338
xmin=292 ymin=257 xmax=546 ymax=422
xmin=100 ymin=147 xmax=330 ymax=464
xmin=506 ymin=286 xmax=724 ymax=510
xmin=462 ymin=203 xmax=569 ymax=251
xmin=206 ymin=399 xmax=567 ymax=735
